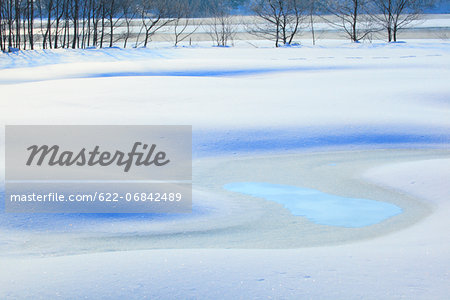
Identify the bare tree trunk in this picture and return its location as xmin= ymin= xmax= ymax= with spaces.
xmin=26 ymin=0 xmax=34 ymax=49
xmin=143 ymin=28 xmax=149 ymax=47
xmin=30 ymin=0 xmax=34 ymax=49
xmin=120 ymin=0 xmax=134 ymax=48
xmin=62 ymin=16 xmax=68 ymax=48
xmin=352 ymin=1 xmax=358 ymax=42
xmin=100 ymin=4 xmax=105 ymax=48
xmin=46 ymin=0 xmax=54 ymax=49
xmin=23 ymin=9 xmax=27 ymax=49
xmin=72 ymin=0 xmax=79 ymax=48
xmin=8 ymin=0 xmax=13 ymax=49
xmin=0 ymin=2 xmax=3 ymax=52
xmin=15 ymin=0 xmax=20 ymax=48
xmin=393 ymin=23 xmax=397 ymax=42
xmin=93 ymin=2 xmax=99 ymax=47
xmin=309 ymin=1 xmax=316 ymax=46
xmin=81 ymin=2 xmax=87 ymax=48
xmin=275 ymin=21 xmax=279 ymax=47
xmin=87 ymin=0 xmax=92 ymax=47
xmin=93 ymin=15 xmax=99 ymax=47
xmin=124 ymin=18 xmax=131 ymax=48
xmin=54 ymin=0 xmax=62 ymax=48
xmin=388 ymin=0 xmax=392 ymax=42
xmin=109 ymin=0 xmax=115 ymax=47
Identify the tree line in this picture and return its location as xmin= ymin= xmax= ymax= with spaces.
xmin=249 ymin=0 xmax=435 ymax=46
xmin=0 ymin=0 xmax=214 ymax=51
xmin=0 ymin=0 xmax=436 ymax=52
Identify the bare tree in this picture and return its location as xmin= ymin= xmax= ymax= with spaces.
xmin=118 ymin=0 xmax=137 ymax=48
xmin=26 ymin=0 xmax=34 ymax=49
xmin=0 ymin=1 xmax=4 ymax=51
xmin=322 ymin=0 xmax=376 ymax=42
xmin=7 ymin=0 xmax=14 ymax=49
xmin=307 ymin=0 xmax=318 ymax=45
xmin=136 ymin=0 xmax=173 ymax=47
xmin=90 ymin=0 xmax=102 ymax=47
xmin=61 ymin=0 xmax=70 ymax=47
xmin=70 ymin=0 xmax=79 ymax=48
xmin=370 ymin=0 xmax=435 ymax=42
xmin=209 ymin=0 xmax=235 ymax=47
xmin=53 ymin=0 xmax=64 ymax=48
xmin=15 ymin=0 xmax=21 ymax=48
xmin=172 ymin=0 xmax=201 ymax=46
xmin=39 ymin=0 xmax=54 ymax=49
xmin=107 ymin=0 xmax=122 ymax=47
xmin=249 ymin=0 xmax=308 ymax=47
xmin=80 ymin=0 xmax=88 ymax=48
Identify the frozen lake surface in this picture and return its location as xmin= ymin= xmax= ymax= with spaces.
xmin=224 ymin=182 xmax=403 ymax=227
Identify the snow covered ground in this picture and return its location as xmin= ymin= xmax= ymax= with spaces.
xmin=0 ymin=151 xmax=449 ymax=299
xmin=0 ymin=39 xmax=449 ymax=298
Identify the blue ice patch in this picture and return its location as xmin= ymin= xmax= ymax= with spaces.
xmin=224 ymin=182 xmax=402 ymax=228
